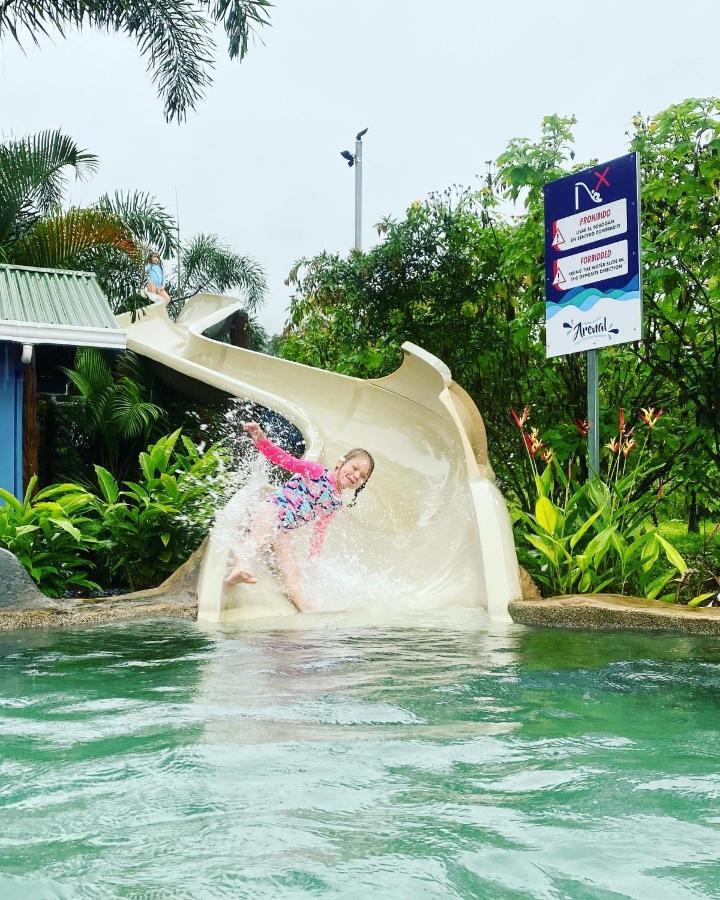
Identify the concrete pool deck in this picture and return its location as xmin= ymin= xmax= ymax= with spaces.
xmin=510 ymin=594 xmax=720 ymax=635
xmin=0 ymin=546 xmax=198 ymax=631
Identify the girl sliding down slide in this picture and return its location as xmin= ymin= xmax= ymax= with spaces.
xmin=225 ymin=422 xmax=375 ymax=612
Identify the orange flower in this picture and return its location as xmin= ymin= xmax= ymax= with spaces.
xmin=639 ymin=407 xmax=664 ymax=429
xmin=621 ymin=437 xmax=637 ymax=458
xmin=541 ymin=447 xmax=555 ymax=464
xmin=605 ymin=438 xmax=621 ymax=454
xmin=523 ymin=427 xmax=546 ymax=458
xmin=618 ymin=407 xmax=626 ymax=434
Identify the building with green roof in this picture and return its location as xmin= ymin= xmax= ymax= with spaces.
xmin=0 ymin=264 xmax=126 ymax=499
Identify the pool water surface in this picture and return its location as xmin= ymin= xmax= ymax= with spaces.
xmin=1 ymin=620 xmax=719 ymax=899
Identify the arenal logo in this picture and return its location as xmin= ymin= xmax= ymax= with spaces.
xmin=562 ymin=316 xmax=619 ymax=343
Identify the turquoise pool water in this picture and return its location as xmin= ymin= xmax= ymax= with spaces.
xmin=1 ymin=620 xmax=719 ymax=899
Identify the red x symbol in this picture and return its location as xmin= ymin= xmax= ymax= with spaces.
xmin=593 ymin=167 xmax=610 ymax=190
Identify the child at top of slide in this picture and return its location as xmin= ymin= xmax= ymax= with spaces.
xmin=225 ymin=422 xmax=375 ymax=612
xmin=145 ymin=251 xmax=171 ymax=305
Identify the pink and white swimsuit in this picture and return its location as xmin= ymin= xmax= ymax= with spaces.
xmin=254 ymin=438 xmax=342 ymax=556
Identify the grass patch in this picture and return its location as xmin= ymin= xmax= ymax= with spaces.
xmin=659 ymin=519 xmax=720 ymax=558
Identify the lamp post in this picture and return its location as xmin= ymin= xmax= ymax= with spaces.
xmin=340 ymin=128 xmax=368 ymax=251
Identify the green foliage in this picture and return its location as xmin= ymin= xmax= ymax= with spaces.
xmin=174 ymin=233 xmax=267 ymax=314
xmin=0 ymin=130 xmax=139 ymax=270
xmin=94 ymin=430 xmax=234 ymax=591
xmin=280 ymin=98 xmax=720 ymax=534
xmin=0 ymin=477 xmax=103 ymax=597
xmin=0 ymin=1 xmax=273 ymax=122
xmin=61 ymin=348 xmax=165 ymax=481
xmin=661 ymin=521 xmax=720 ymax=607
xmin=510 ymin=413 xmax=687 ymax=599
xmin=1 ymin=432 xmax=234 ymax=597
xmin=89 ymin=191 xmax=178 ymax=313
xmin=0 ymin=132 xmax=267 ymax=320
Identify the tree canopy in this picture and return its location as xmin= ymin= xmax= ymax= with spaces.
xmin=279 ymin=98 xmax=720 ymax=523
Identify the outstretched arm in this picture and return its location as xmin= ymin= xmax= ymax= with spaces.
xmin=244 ymin=423 xmax=325 ymax=480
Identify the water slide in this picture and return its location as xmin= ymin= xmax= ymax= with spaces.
xmin=118 ymin=295 xmax=521 ymax=624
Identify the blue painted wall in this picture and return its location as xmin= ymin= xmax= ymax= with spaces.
xmin=0 ymin=342 xmax=23 ymax=499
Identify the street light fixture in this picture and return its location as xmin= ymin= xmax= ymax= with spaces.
xmin=339 ymin=127 xmax=368 ymax=249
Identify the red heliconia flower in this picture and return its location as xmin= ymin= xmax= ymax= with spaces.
xmin=618 ymin=407 xmax=626 ymax=434
xmin=639 ymin=407 xmax=664 ymax=429
xmin=605 ymin=438 xmax=621 ymax=455
xmin=574 ymin=418 xmax=591 ymax=437
xmin=541 ymin=447 xmax=554 ymax=464
xmin=621 ymin=437 xmax=637 ymax=458
xmin=524 ymin=427 xmax=546 ymax=458
xmin=510 ymin=405 xmax=531 ymax=430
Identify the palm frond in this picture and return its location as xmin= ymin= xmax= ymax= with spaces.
xmin=61 ymin=347 xmax=115 ymax=433
xmin=179 ymin=233 xmax=267 ymax=311
xmin=9 ymin=207 xmax=139 ymax=269
xmin=208 ymin=0 xmax=273 ymax=59
xmin=0 ymin=129 xmax=98 ymax=245
xmin=70 ymin=347 xmax=115 ymax=392
xmin=95 ymin=191 xmax=177 ymax=257
xmin=0 ymin=1 xmax=76 ymax=46
xmin=110 ymin=378 xmax=164 ymax=440
xmin=0 ymin=2 xmax=273 ymax=122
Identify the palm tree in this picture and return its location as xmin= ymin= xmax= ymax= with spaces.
xmin=0 ymin=1 xmax=273 ymax=122
xmin=0 ymin=130 xmax=140 ymax=269
xmin=88 ymin=190 xmax=178 ymax=314
xmin=87 ymin=194 xmax=267 ymax=317
xmin=61 ymin=348 xmax=165 ymax=480
xmin=175 ymin=233 xmax=267 ymax=311
xmin=0 ymin=129 xmax=268 ymax=314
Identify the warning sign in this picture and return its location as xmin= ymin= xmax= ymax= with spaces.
xmin=551 ymin=199 xmax=627 ymax=251
xmin=543 ymin=152 xmax=641 ymax=357
xmin=552 ymin=240 xmax=628 ymax=292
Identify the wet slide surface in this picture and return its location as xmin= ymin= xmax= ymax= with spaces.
xmin=119 ymin=295 xmax=520 ymax=623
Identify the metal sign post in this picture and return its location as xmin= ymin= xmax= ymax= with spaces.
xmin=587 ymin=347 xmax=600 ymax=474
xmin=543 ymin=152 xmax=642 ymax=476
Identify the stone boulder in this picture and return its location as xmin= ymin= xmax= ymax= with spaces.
xmin=0 ymin=548 xmax=56 ymax=610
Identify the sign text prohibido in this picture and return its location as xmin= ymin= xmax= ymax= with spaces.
xmin=543 ymin=152 xmax=642 ymax=359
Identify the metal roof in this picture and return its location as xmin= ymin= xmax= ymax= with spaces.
xmin=0 ymin=264 xmax=126 ymax=349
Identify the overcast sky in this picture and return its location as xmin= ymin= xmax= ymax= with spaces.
xmin=1 ymin=0 xmax=718 ymax=333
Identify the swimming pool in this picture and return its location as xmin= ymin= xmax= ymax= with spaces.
xmin=1 ymin=620 xmax=719 ymax=898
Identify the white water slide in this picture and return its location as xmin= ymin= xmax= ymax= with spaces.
xmin=119 ymin=295 xmax=521 ymax=624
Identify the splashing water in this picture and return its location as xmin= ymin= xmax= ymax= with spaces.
xmin=203 ymin=401 xmax=417 ymax=614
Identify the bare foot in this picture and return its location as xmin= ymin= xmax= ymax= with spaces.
xmin=224 ymin=565 xmax=257 ymax=586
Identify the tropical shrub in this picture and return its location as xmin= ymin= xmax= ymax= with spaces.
xmin=510 ymin=406 xmax=688 ymax=599
xmin=0 ymin=478 xmax=103 ymax=597
xmin=671 ymin=522 xmax=720 ymax=607
xmin=61 ymin=347 xmax=166 ymax=482
xmin=1 ymin=431 xmax=237 ymax=597
xmin=94 ymin=429 xmax=235 ymax=590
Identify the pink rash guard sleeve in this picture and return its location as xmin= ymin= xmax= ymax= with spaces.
xmin=254 ymin=437 xmax=326 ymax=480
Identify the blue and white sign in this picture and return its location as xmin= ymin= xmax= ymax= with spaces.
xmin=543 ymin=152 xmax=641 ymax=358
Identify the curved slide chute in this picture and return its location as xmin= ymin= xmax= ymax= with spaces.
xmin=119 ymin=295 xmax=521 ymax=624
